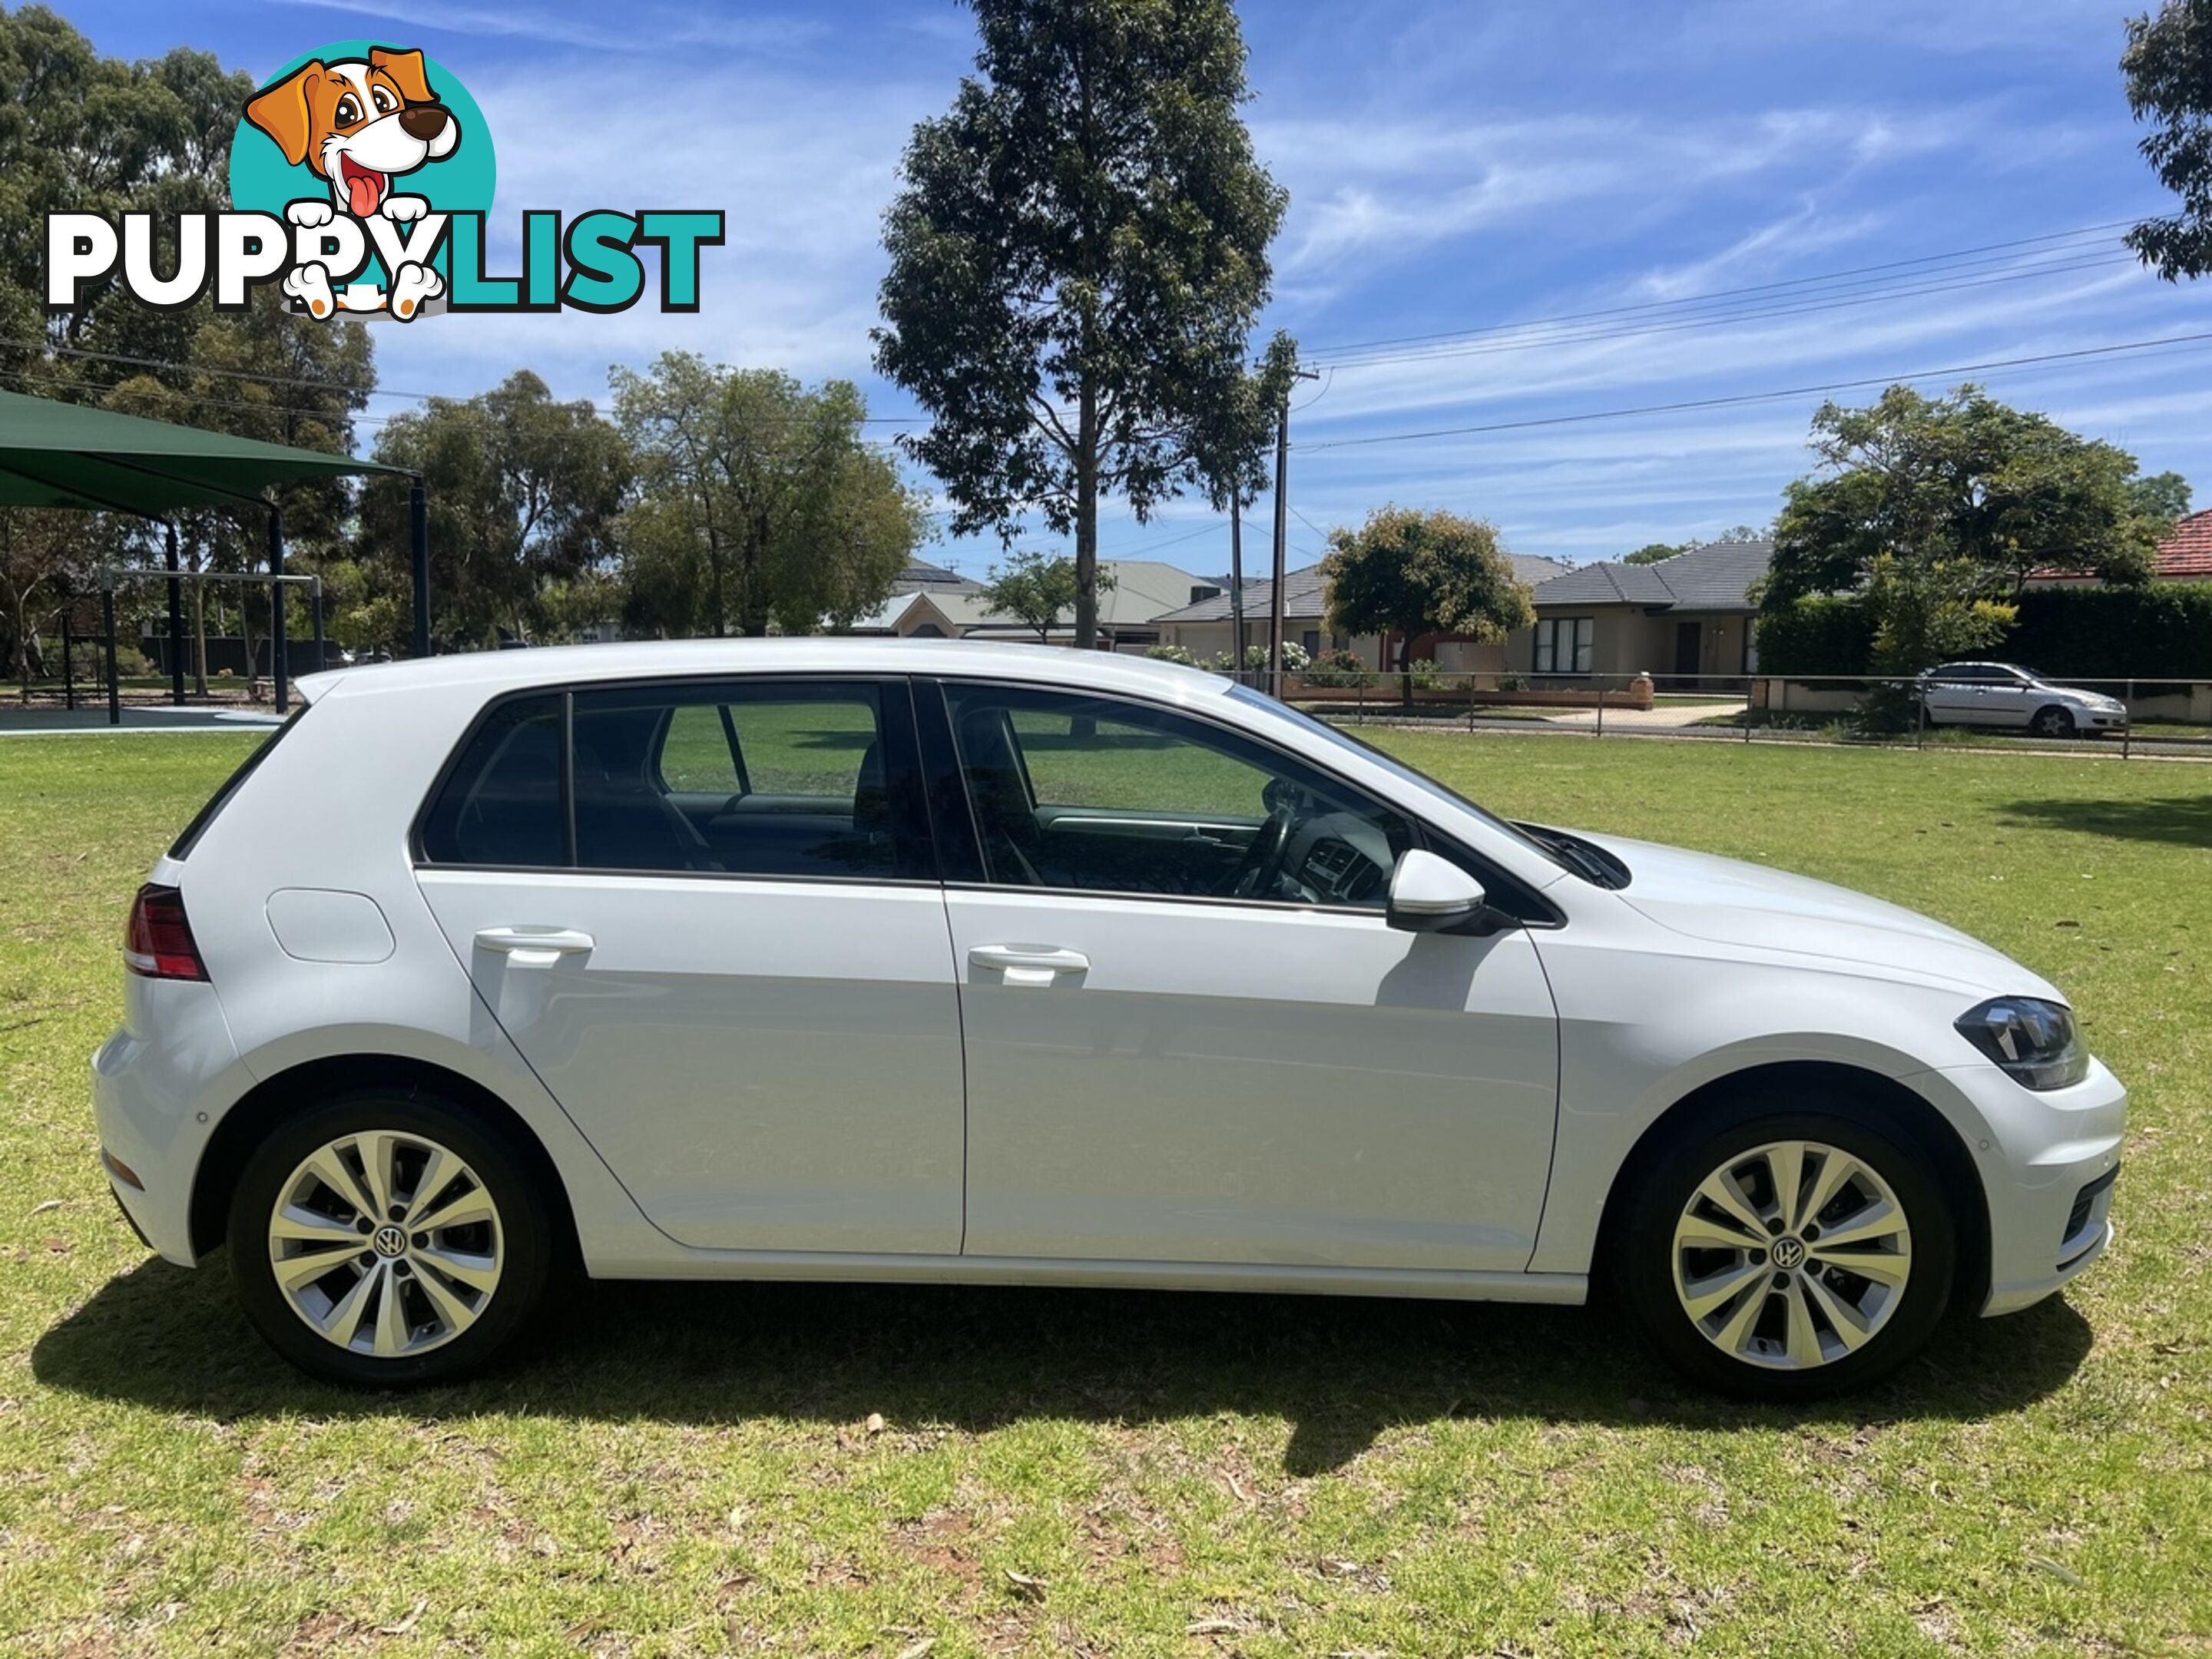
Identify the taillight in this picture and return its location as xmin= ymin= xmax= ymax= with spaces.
xmin=124 ymin=884 xmax=208 ymax=981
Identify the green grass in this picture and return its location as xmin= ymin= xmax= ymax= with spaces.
xmin=2 ymin=730 xmax=2209 ymax=1656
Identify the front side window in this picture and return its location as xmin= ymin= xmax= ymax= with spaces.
xmin=942 ymin=683 xmax=1412 ymax=908
xmin=1535 ymin=618 xmax=1594 ymax=674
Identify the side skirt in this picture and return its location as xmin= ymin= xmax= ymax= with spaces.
xmin=587 ymin=1250 xmax=1589 ymax=1305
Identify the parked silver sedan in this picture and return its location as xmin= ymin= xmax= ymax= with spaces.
xmin=1916 ymin=663 xmax=2128 ymax=738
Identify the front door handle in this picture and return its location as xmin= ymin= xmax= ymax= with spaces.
xmin=475 ymin=926 xmax=595 ymax=967
xmin=969 ymin=943 xmax=1089 ymax=987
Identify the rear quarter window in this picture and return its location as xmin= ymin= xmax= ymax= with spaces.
xmin=417 ymin=694 xmax=566 ymax=867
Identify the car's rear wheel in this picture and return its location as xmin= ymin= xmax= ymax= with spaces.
xmin=2030 ymin=705 xmax=2077 ymax=739
xmin=229 ymin=1092 xmax=555 ymax=1386
xmin=1616 ymin=1103 xmax=1956 ymax=1399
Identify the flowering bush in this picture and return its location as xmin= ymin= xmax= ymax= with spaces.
xmin=1303 ymin=647 xmax=1369 ymax=687
xmin=1145 ymin=644 xmax=1197 ymax=665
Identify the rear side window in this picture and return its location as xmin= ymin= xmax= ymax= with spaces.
xmin=417 ymin=680 xmax=931 ymax=882
xmin=574 ymin=680 xmax=919 ymax=879
xmin=418 ymin=694 xmax=565 ymax=867
xmin=168 ymin=706 xmax=308 ymax=859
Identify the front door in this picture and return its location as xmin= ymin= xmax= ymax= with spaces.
xmin=1674 ymin=621 xmax=1702 ymax=680
xmin=928 ymin=680 xmax=1560 ymax=1273
xmin=414 ymin=677 xmax=965 ymax=1253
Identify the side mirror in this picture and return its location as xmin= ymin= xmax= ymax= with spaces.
xmin=1386 ymin=848 xmax=1499 ymax=935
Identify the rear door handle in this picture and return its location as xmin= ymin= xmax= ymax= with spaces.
xmin=474 ymin=926 xmax=595 ymax=967
xmin=969 ymin=943 xmax=1089 ymax=987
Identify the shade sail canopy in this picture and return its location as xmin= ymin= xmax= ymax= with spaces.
xmin=0 ymin=389 xmax=406 ymax=515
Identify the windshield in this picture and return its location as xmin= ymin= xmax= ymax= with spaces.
xmin=1224 ymin=685 xmax=1575 ymax=874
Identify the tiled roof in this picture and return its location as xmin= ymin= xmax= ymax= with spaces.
xmin=1150 ymin=554 xmax=1570 ymax=624
xmin=1531 ymin=539 xmax=1774 ymax=614
xmin=2154 ymin=509 xmax=2212 ymax=578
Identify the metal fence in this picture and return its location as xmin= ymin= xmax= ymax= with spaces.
xmin=1240 ymin=667 xmax=2212 ymax=758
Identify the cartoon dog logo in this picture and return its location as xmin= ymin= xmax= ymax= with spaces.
xmin=243 ymin=47 xmax=458 ymax=320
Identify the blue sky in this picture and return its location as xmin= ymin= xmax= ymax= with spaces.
xmin=57 ymin=0 xmax=2212 ymax=577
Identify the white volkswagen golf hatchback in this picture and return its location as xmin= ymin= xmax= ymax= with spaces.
xmin=93 ymin=642 xmax=2123 ymax=1398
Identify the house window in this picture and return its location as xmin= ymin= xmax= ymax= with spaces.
xmin=1535 ymin=618 xmax=1594 ymax=674
xmin=1301 ymin=629 xmax=1321 ymax=656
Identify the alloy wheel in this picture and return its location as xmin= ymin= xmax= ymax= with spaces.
xmin=1670 ymin=1139 xmax=1913 ymax=1371
xmin=267 ymin=1130 xmax=505 ymax=1358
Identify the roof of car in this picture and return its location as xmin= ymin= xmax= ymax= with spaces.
xmin=298 ymin=637 xmax=1237 ymax=705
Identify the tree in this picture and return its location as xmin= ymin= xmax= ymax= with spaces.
xmin=2132 ymin=468 xmax=2194 ymax=522
xmin=874 ymin=0 xmax=1288 ymax=648
xmin=1762 ymin=384 xmax=2171 ymax=727
xmin=1763 ymin=385 xmax=2167 ymax=610
xmin=979 ymin=549 xmax=1114 ymax=641
xmin=1322 ymin=507 xmax=1536 ymax=703
xmin=357 ymin=373 xmax=631 ymax=651
xmin=1624 ymin=542 xmax=1686 ymax=565
xmin=612 ymin=353 xmax=924 ymax=640
xmin=2124 ymin=0 xmax=2212 ymax=278
xmin=0 ymin=10 xmax=313 ymax=690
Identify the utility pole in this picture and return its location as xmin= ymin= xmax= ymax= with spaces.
xmin=1267 ymin=366 xmax=1323 ymax=697
xmin=1228 ymin=492 xmax=1246 ymax=684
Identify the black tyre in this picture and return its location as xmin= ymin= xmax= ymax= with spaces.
xmin=1614 ymin=1098 xmax=1956 ymax=1401
xmin=2030 ymin=705 xmax=2076 ymax=740
xmin=228 ymin=1091 xmax=557 ymax=1386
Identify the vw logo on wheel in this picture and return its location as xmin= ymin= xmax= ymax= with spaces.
xmin=1770 ymin=1236 xmax=1806 ymax=1271
xmin=371 ymin=1224 xmax=409 ymax=1259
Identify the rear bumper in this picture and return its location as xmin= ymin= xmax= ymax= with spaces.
xmin=89 ymin=977 xmax=242 ymax=1267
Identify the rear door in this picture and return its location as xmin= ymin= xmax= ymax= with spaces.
xmin=413 ymin=677 xmax=965 ymax=1254
xmin=1921 ymin=665 xmax=1982 ymax=725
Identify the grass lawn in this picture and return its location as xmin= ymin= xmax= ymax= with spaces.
xmin=2 ymin=729 xmax=2207 ymax=1656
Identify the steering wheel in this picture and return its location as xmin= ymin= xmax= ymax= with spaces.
xmin=1221 ymin=803 xmax=1296 ymax=899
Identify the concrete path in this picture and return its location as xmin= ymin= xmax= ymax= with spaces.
xmin=1536 ymin=699 xmax=1747 ymax=730
xmin=0 ymin=705 xmax=283 ymax=737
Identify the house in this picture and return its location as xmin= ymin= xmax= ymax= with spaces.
xmin=1523 ymin=538 xmax=1773 ymax=687
xmin=1151 ymin=554 xmax=1569 ymax=671
xmin=846 ymin=558 xmax=1212 ymax=649
xmin=2030 ymin=508 xmax=2212 ymax=584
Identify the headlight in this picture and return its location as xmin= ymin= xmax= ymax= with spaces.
xmin=1955 ymin=997 xmax=2088 ymax=1089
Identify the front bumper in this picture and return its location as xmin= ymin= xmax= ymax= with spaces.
xmin=1912 ymin=1056 xmax=2125 ymax=1317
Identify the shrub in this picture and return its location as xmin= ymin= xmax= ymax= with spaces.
xmin=1406 ymin=657 xmax=1445 ymax=690
xmin=1207 ymin=641 xmax=1311 ymax=673
xmin=1497 ymin=670 xmax=1529 ymax=691
xmin=1303 ymin=647 xmax=1369 ymax=687
xmin=1145 ymin=644 xmax=1197 ymax=666
xmin=1758 ymin=583 xmax=2212 ymax=680
xmin=1754 ymin=597 xmax=1876 ymax=675
xmin=2008 ymin=583 xmax=2212 ymax=678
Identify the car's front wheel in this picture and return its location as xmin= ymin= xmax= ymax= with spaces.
xmin=2030 ymin=705 xmax=2077 ymax=739
xmin=1616 ymin=1104 xmax=1956 ymax=1399
xmin=228 ymin=1091 xmax=556 ymax=1386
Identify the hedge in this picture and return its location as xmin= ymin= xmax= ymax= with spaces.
xmin=1756 ymin=581 xmax=2212 ymax=680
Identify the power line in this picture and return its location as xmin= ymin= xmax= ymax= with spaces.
xmin=1309 ymin=250 xmax=2140 ymax=372
xmin=1293 ymin=329 xmax=2212 ymax=452
xmin=1299 ymin=220 xmax=2142 ymax=360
